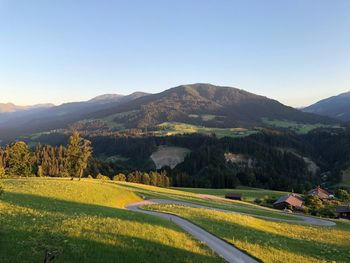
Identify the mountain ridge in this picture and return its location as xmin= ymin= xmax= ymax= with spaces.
xmin=0 ymin=83 xmax=338 ymax=141
xmin=303 ymin=91 xmax=350 ymax=121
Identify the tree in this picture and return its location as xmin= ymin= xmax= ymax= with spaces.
xmin=335 ymin=189 xmax=350 ymax=202
xmin=0 ymin=166 xmax=5 ymax=178
xmin=7 ymin=141 xmax=33 ymax=176
xmin=113 ymin=173 xmax=126 ymax=181
xmin=37 ymin=165 xmax=43 ymax=177
xmin=0 ymin=183 xmax=3 ymax=197
xmin=141 ymin=173 xmax=150 ymax=185
xmin=65 ymin=131 xmax=92 ymax=180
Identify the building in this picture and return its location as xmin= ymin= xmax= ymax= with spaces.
xmin=225 ymin=193 xmax=242 ymax=201
xmin=336 ymin=205 xmax=350 ymax=220
xmin=273 ymin=194 xmax=304 ymax=210
xmin=307 ymin=186 xmax=330 ymax=199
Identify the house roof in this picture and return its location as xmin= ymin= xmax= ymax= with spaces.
xmin=274 ymin=194 xmax=303 ymax=207
xmin=307 ymin=186 xmax=330 ymax=199
xmin=336 ymin=205 xmax=350 ymax=213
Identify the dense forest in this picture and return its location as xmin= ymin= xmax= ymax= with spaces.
xmin=1 ymin=127 xmax=350 ymax=192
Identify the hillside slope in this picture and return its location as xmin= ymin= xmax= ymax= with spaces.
xmin=0 ymin=178 xmax=222 ymax=263
xmin=0 ymin=92 xmax=148 ymax=140
xmin=0 ymin=84 xmax=336 ymax=141
xmin=303 ymin=91 xmax=350 ymax=121
xmin=91 ymin=83 xmax=332 ymax=129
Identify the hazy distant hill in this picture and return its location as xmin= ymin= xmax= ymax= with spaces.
xmin=0 ymin=92 xmax=148 ymax=140
xmin=0 ymin=103 xmax=55 ymax=124
xmin=0 ymin=84 xmax=335 ymax=141
xmin=0 ymin=102 xmax=54 ymax=113
xmin=303 ymin=91 xmax=350 ymax=122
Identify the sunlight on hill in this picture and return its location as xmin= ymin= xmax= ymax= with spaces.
xmin=146 ymin=204 xmax=350 ymax=263
xmin=0 ymin=178 xmax=222 ymax=263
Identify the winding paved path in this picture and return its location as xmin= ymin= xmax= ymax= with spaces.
xmin=126 ymin=200 xmax=258 ymax=263
xmin=126 ymin=198 xmax=335 ymax=263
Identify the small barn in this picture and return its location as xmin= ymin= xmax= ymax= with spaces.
xmin=307 ymin=186 xmax=330 ymax=199
xmin=336 ymin=205 xmax=350 ymax=220
xmin=273 ymin=194 xmax=303 ymax=210
xmin=225 ymin=193 xmax=242 ymax=201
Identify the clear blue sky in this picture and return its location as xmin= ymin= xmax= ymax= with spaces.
xmin=0 ymin=0 xmax=349 ymax=107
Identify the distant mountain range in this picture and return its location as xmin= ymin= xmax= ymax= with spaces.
xmin=0 ymin=84 xmax=338 ymax=141
xmin=303 ymin=91 xmax=350 ymax=122
xmin=0 ymin=102 xmax=54 ymax=113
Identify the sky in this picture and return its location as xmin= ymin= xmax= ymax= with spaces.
xmin=0 ymin=0 xmax=349 ymax=107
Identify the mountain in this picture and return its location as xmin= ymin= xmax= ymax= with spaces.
xmin=0 ymin=103 xmax=55 ymax=124
xmin=303 ymin=91 xmax=350 ymax=122
xmin=0 ymin=102 xmax=54 ymax=113
xmin=0 ymin=92 xmax=149 ymax=140
xmin=89 ymin=83 xmax=334 ymax=129
xmin=0 ymin=84 xmax=336 ymax=141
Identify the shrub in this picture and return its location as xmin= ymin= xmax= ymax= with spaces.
xmin=113 ymin=173 xmax=126 ymax=181
xmin=0 ymin=167 xmax=5 ymax=178
xmin=87 ymin=175 xmax=93 ymax=179
xmin=254 ymin=198 xmax=263 ymax=205
xmin=265 ymin=196 xmax=278 ymax=204
xmin=335 ymin=189 xmax=350 ymax=202
xmin=0 ymin=183 xmax=4 ymax=197
xmin=37 ymin=165 xmax=43 ymax=177
xmin=96 ymin=173 xmax=110 ymax=180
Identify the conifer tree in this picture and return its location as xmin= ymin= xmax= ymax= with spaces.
xmin=65 ymin=131 xmax=92 ymax=180
xmin=7 ymin=141 xmax=33 ymax=176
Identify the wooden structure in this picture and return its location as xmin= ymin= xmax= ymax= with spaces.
xmin=336 ymin=205 xmax=350 ymax=219
xmin=225 ymin=193 xmax=242 ymax=201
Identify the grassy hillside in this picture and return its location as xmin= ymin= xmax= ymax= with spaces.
xmin=262 ymin=118 xmax=339 ymax=134
xmin=0 ymin=178 xmax=222 ymax=263
xmin=155 ymin=122 xmax=258 ymax=138
xmin=175 ymin=186 xmax=288 ymax=202
xmin=146 ymin=204 xmax=350 ymax=263
xmin=115 ymin=182 xmax=300 ymax=221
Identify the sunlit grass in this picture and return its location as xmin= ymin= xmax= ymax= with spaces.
xmin=146 ymin=204 xmax=350 ymax=263
xmin=175 ymin=186 xmax=288 ymax=202
xmin=155 ymin=122 xmax=258 ymax=138
xmin=115 ymin=182 xmax=301 ymax=221
xmin=0 ymin=178 xmax=223 ymax=263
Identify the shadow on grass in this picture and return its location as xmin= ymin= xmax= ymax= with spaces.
xmin=0 ymin=228 xmax=222 ymax=263
xmin=1 ymin=192 xmax=180 ymax=231
xmin=0 ymin=191 xmax=223 ymax=263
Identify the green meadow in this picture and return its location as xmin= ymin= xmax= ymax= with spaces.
xmin=0 ymin=178 xmax=222 ymax=263
xmin=261 ymin=118 xmax=340 ymax=134
xmin=1 ymin=178 xmax=346 ymax=263
xmin=116 ymin=182 xmax=300 ymax=221
xmin=175 ymin=186 xmax=288 ymax=202
xmin=146 ymin=204 xmax=350 ymax=263
xmin=155 ymin=122 xmax=258 ymax=138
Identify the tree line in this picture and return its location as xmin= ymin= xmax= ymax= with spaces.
xmin=0 ymin=131 xmax=91 ymax=180
xmin=112 ymin=170 xmax=170 ymax=187
xmin=0 ymin=131 xmax=170 ymax=187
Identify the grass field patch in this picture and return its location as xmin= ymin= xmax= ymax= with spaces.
xmin=146 ymin=204 xmax=350 ymax=263
xmin=0 ymin=178 xmax=223 ymax=263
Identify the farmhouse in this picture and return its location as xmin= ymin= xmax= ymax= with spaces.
xmin=336 ymin=205 xmax=350 ymax=220
xmin=225 ymin=193 xmax=242 ymax=201
xmin=307 ymin=186 xmax=331 ymax=199
xmin=273 ymin=194 xmax=304 ymax=210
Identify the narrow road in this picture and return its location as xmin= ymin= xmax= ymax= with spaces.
xmin=168 ymin=197 xmax=336 ymax=226
xmin=126 ymin=198 xmax=335 ymax=263
xmin=126 ymin=200 xmax=259 ymax=263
